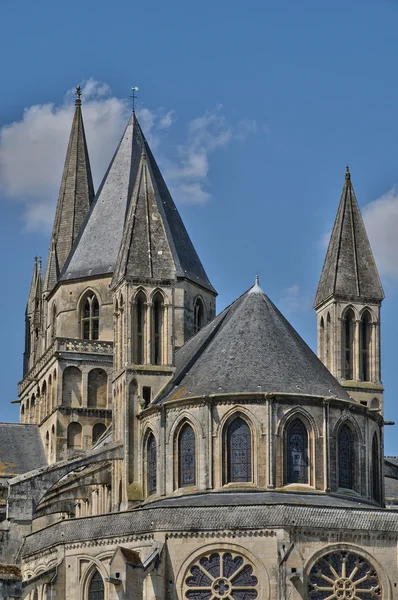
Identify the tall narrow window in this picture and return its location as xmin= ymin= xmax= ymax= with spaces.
xmin=152 ymin=293 xmax=163 ymax=365
xmin=193 ymin=298 xmax=205 ymax=334
xmin=88 ymin=570 xmax=104 ymax=600
xmin=360 ymin=311 xmax=371 ymax=382
xmin=319 ymin=317 xmax=325 ymax=364
xmin=134 ymin=292 xmax=146 ymax=364
xmin=51 ymin=303 xmax=57 ymax=343
xmin=226 ymin=417 xmax=252 ymax=483
xmin=67 ymin=422 xmax=82 ymax=449
xmin=82 ymin=293 xmax=99 ymax=340
xmin=326 ymin=312 xmax=331 ymax=370
xmin=338 ymin=425 xmax=354 ymax=489
xmin=343 ymin=309 xmax=354 ymax=380
xmin=371 ymin=433 xmax=380 ymax=503
xmin=147 ymin=433 xmax=157 ymax=495
xmin=178 ymin=424 xmax=196 ymax=487
xmin=286 ymin=419 xmax=308 ymax=484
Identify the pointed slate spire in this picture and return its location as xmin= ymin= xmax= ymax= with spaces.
xmin=43 ymin=236 xmax=60 ymax=293
xmin=44 ymin=86 xmax=94 ymax=291
xmin=314 ymin=167 xmax=384 ymax=308
xmin=63 ymin=112 xmax=215 ymax=293
xmin=27 ymin=257 xmax=43 ymax=316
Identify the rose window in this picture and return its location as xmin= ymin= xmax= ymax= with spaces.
xmin=308 ymin=550 xmax=382 ymax=600
xmin=184 ymin=551 xmax=258 ymax=600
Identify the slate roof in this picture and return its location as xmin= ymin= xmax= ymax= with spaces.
xmin=44 ymin=95 xmax=94 ymax=291
xmin=0 ymin=424 xmax=47 ymax=476
xmin=314 ymin=167 xmax=384 ymax=308
xmin=62 ymin=112 xmax=215 ymax=293
xmin=22 ymin=493 xmax=398 ymax=558
xmin=157 ymin=281 xmax=350 ymax=402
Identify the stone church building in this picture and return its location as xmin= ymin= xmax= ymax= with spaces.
xmin=0 ymin=88 xmax=397 ymax=599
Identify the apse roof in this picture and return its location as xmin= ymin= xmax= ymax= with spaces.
xmin=157 ymin=281 xmax=350 ymax=402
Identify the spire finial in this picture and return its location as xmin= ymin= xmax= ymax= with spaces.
xmin=75 ymin=85 xmax=82 ymax=106
xmin=255 ymin=274 xmax=259 ymax=286
xmin=345 ymin=165 xmax=350 ymax=181
xmin=130 ymin=86 xmax=139 ymax=112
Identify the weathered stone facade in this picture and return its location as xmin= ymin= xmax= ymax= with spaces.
xmin=0 ymin=90 xmax=397 ymax=600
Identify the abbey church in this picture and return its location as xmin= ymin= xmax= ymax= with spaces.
xmin=0 ymin=87 xmax=397 ymax=599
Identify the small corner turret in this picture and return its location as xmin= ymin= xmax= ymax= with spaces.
xmin=314 ymin=167 xmax=384 ymax=411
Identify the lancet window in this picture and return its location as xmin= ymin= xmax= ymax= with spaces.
xmin=193 ymin=297 xmax=205 ymax=334
xmin=360 ymin=311 xmax=371 ymax=382
xmin=134 ymin=291 xmax=146 ymax=364
xmin=371 ymin=433 xmax=380 ymax=503
xmin=82 ymin=293 xmax=99 ymax=340
xmin=147 ymin=433 xmax=157 ymax=495
xmin=286 ymin=418 xmax=309 ymax=484
xmin=88 ymin=570 xmax=105 ymax=600
xmin=226 ymin=417 xmax=252 ymax=483
xmin=338 ymin=424 xmax=354 ymax=489
xmin=343 ymin=309 xmax=354 ymax=380
xmin=152 ymin=293 xmax=163 ymax=365
xmin=178 ymin=424 xmax=196 ymax=487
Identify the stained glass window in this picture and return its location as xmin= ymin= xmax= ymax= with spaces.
xmin=338 ymin=425 xmax=354 ymax=489
xmin=308 ymin=550 xmax=381 ymax=599
xmin=184 ymin=551 xmax=258 ymax=600
xmin=147 ymin=433 xmax=157 ymax=495
xmin=371 ymin=433 xmax=380 ymax=503
xmin=179 ymin=424 xmax=196 ymax=487
xmin=227 ymin=418 xmax=252 ymax=483
xmin=82 ymin=293 xmax=99 ymax=340
xmin=286 ymin=419 xmax=308 ymax=484
xmin=88 ymin=569 xmax=105 ymax=600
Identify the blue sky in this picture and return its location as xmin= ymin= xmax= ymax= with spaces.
xmin=1 ymin=0 xmax=398 ymax=453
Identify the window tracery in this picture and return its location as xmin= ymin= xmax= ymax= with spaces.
xmin=184 ymin=551 xmax=258 ymax=600
xmin=338 ymin=425 xmax=354 ymax=489
xmin=88 ymin=569 xmax=105 ymax=600
xmin=286 ymin=418 xmax=308 ymax=484
xmin=226 ymin=418 xmax=252 ymax=483
xmin=82 ymin=293 xmax=99 ymax=340
xmin=178 ymin=423 xmax=196 ymax=487
xmin=308 ymin=550 xmax=381 ymax=599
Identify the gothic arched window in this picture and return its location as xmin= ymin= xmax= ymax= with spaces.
xmin=343 ymin=309 xmax=354 ymax=380
xmin=134 ymin=291 xmax=146 ymax=364
xmin=371 ymin=433 xmax=380 ymax=503
xmin=360 ymin=311 xmax=371 ymax=382
xmin=82 ymin=293 xmax=99 ymax=340
xmin=152 ymin=293 xmax=164 ymax=365
xmin=226 ymin=417 xmax=252 ymax=483
xmin=147 ymin=433 xmax=157 ymax=496
xmin=286 ymin=418 xmax=309 ymax=484
xmin=193 ymin=298 xmax=205 ymax=334
xmin=51 ymin=303 xmax=57 ymax=343
xmin=319 ymin=317 xmax=325 ymax=364
xmin=338 ymin=424 xmax=354 ymax=489
xmin=88 ymin=569 xmax=104 ymax=600
xmin=67 ymin=422 xmax=82 ymax=449
xmin=178 ymin=424 xmax=196 ymax=487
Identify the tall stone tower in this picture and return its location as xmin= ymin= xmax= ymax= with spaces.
xmin=314 ymin=167 xmax=384 ymax=410
xmin=108 ymin=112 xmax=217 ymax=510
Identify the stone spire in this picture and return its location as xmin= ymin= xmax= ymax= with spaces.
xmin=24 ymin=257 xmax=43 ymax=374
xmin=314 ymin=166 xmax=384 ymax=308
xmin=43 ymin=85 xmax=94 ymax=292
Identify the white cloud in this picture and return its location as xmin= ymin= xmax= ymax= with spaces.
xmin=280 ymin=284 xmax=311 ymax=313
xmin=363 ymin=186 xmax=398 ymax=279
xmin=0 ymin=81 xmax=260 ymax=229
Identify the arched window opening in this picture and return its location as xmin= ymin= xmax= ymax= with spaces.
xmin=286 ymin=418 xmax=309 ymax=484
xmin=226 ymin=417 xmax=252 ymax=483
xmin=326 ymin=312 xmax=332 ymax=369
xmin=88 ymin=569 xmax=104 ymax=600
xmin=88 ymin=369 xmax=107 ymax=408
xmin=51 ymin=303 xmax=57 ymax=343
xmin=82 ymin=293 xmax=99 ymax=340
xmin=41 ymin=381 xmax=47 ymax=414
xmin=178 ymin=424 xmax=196 ymax=488
xmin=147 ymin=433 xmax=157 ymax=495
xmin=152 ymin=293 xmax=163 ymax=365
xmin=193 ymin=297 xmax=205 ymax=334
xmin=45 ymin=431 xmax=49 ymax=451
xmin=338 ymin=424 xmax=354 ymax=489
xmin=67 ymin=422 xmax=82 ymax=449
xmin=62 ymin=366 xmax=82 ymax=407
xmin=319 ymin=317 xmax=325 ymax=364
xmin=371 ymin=433 xmax=380 ymax=503
xmin=134 ymin=292 xmax=146 ymax=364
xmin=343 ymin=309 xmax=354 ymax=380
xmin=92 ymin=423 xmax=107 ymax=445
xmin=52 ymin=370 xmax=57 ymax=408
xmin=360 ymin=311 xmax=371 ymax=382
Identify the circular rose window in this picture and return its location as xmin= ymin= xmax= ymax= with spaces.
xmin=308 ymin=550 xmax=382 ymax=599
xmin=184 ymin=551 xmax=258 ymax=600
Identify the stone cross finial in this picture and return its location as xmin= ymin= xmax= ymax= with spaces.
xmin=345 ymin=165 xmax=350 ymax=181
xmin=75 ymin=85 xmax=82 ymax=106
xmin=130 ymin=86 xmax=139 ymax=112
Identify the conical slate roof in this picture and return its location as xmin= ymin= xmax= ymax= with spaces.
xmin=62 ymin=112 xmax=215 ymax=293
xmin=157 ymin=280 xmax=350 ymax=402
xmin=44 ymin=90 xmax=94 ymax=291
xmin=27 ymin=257 xmax=42 ymax=315
xmin=314 ymin=167 xmax=384 ymax=308
xmin=43 ymin=237 xmax=60 ymax=294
